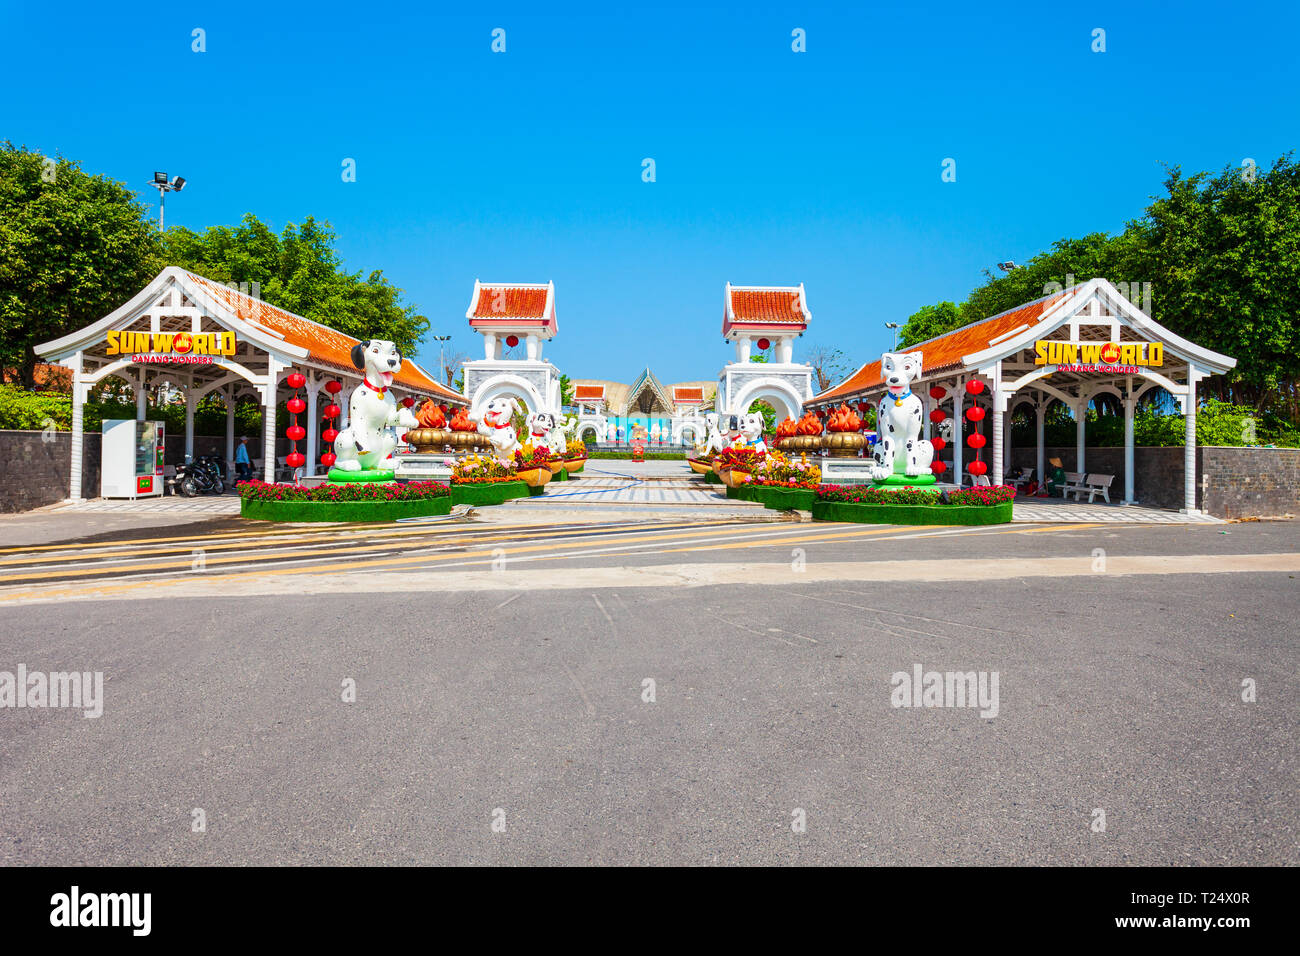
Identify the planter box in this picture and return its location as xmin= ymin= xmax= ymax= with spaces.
xmin=704 ymin=471 xmax=722 ymax=485
xmin=241 ymin=494 xmax=451 ymax=523
xmin=748 ymin=485 xmax=817 ymax=511
xmin=450 ymin=481 xmax=530 ymax=506
xmin=811 ymin=500 xmax=1013 ymax=525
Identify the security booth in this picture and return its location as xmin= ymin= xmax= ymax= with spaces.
xmin=807 ymin=279 xmax=1237 ymax=514
xmin=36 ymin=266 xmax=464 ymax=499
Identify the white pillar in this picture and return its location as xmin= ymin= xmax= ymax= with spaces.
xmin=136 ymin=369 xmax=147 ymax=419
xmin=1183 ymin=372 xmax=1199 ymax=513
xmin=483 ymin=333 xmax=498 ymax=360
xmin=777 ymin=337 xmax=793 ymax=364
xmin=1035 ymin=400 xmax=1045 ymax=489
xmin=1123 ymin=397 xmax=1136 ymax=504
xmin=952 ymin=380 xmax=964 ymax=485
xmin=922 ymin=396 xmax=930 ymax=440
xmin=263 ymin=364 xmax=279 ymax=483
xmin=1075 ymin=402 xmax=1086 ymax=475
xmin=992 ymin=408 xmax=1005 ymax=487
xmin=735 ymin=336 xmax=751 ymax=364
xmin=306 ymin=377 xmax=319 ymax=476
xmin=70 ymin=352 xmax=85 ymax=501
xmin=184 ymin=385 xmax=196 ymax=460
xmin=1003 ymin=405 xmax=1013 ymax=476
xmin=525 ymin=334 xmax=541 ymax=361
xmin=225 ymin=387 xmax=236 ymax=462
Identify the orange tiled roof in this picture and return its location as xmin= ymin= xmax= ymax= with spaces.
xmin=574 ymin=384 xmax=605 ymax=400
xmin=187 ymin=272 xmax=461 ymax=400
xmin=810 ymin=291 xmax=1071 ymax=404
xmin=472 ymin=286 xmax=548 ymax=319
xmin=673 ymin=386 xmax=704 ymax=402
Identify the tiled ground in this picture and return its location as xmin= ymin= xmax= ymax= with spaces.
xmin=57 ymin=495 xmax=242 ymax=514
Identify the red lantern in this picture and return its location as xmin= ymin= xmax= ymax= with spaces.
xmin=320 ymin=452 xmax=337 ymax=467
xmin=287 ymin=397 xmax=306 ymax=414
xmin=287 ymin=425 xmax=306 ymax=441
xmin=857 ymin=401 xmax=871 ymax=415
xmin=967 ymin=433 xmax=986 ymax=449
xmin=930 ymin=460 xmax=947 ymax=474
xmin=505 ymin=334 xmax=519 ymax=348
xmin=286 ymin=451 xmax=306 ymax=468
xmin=323 ymin=404 xmax=341 ymax=420
xmin=402 ymin=396 xmax=415 ymax=408
xmin=965 ymin=406 xmax=985 ymax=422
xmin=968 ymin=460 xmax=988 ymax=476
xmin=325 ymin=380 xmax=342 ymax=395
xmin=322 ymin=428 xmax=339 ymax=443
xmin=757 ymin=337 xmax=771 ymax=351
xmin=929 ymin=409 xmax=946 ymax=423
xmin=931 ymin=437 xmax=946 ymax=452
xmin=965 ymin=380 xmax=985 ymax=395
xmin=286 ymin=372 xmax=306 ymax=390
xmin=928 ymin=386 xmax=947 ymax=400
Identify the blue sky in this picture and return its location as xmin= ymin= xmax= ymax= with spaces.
xmin=4 ymin=1 xmax=1298 ymax=386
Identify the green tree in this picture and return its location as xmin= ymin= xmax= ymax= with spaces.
xmin=899 ymin=302 xmax=963 ymax=348
xmin=0 ymin=142 xmax=162 ymax=387
xmin=163 ymin=214 xmax=430 ymax=355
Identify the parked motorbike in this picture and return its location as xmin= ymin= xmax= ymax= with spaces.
xmin=173 ymin=456 xmax=225 ymax=497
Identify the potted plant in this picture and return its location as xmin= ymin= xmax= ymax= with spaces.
xmin=824 ymin=403 xmax=866 ymax=457
xmin=514 ymin=444 xmax=554 ymax=488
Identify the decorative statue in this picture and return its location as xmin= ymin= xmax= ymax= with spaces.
xmin=732 ymin=412 xmax=767 ymax=454
xmin=478 ymin=396 xmax=522 ymax=464
xmin=332 ymin=339 xmax=420 ymax=473
xmin=870 ymin=351 xmax=935 ymax=480
xmin=701 ymin=412 xmax=728 ymax=455
xmin=526 ymin=411 xmax=558 ymax=454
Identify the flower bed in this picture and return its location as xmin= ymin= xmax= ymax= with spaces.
xmin=238 ymin=479 xmax=451 ymax=522
xmin=811 ymin=483 xmax=1014 ymax=525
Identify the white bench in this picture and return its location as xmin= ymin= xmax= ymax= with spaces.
xmin=1078 ymin=473 xmax=1114 ymax=503
xmin=1060 ymin=471 xmax=1087 ymax=499
xmin=1007 ymin=468 xmax=1034 ymax=493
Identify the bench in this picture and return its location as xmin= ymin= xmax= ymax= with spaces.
xmin=1060 ymin=471 xmax=1087 ymax=499
xmin=1078 ymin=473 xmax=1114 ymax=503
xmin=1007 ymin=468 xmax=1034 ymax=493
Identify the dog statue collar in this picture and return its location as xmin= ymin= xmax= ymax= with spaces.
xmin=363 ymin=378 xmax=387 ymax=397
xmin=889 ymin=387 xmax=912 ymax=406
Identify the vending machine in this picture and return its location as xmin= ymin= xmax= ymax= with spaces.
xmin=101 ymin=419 xmax=165 ymax=498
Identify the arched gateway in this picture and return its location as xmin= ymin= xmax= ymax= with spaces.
xmin=462 ymin=280 xmax=562 ymax=419
xmin=717 ymin=283 xmax=814 ymax=420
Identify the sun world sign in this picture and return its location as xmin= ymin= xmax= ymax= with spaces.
xmin=1034 ymin=339 xmax=1163 ymax=374
xmin=106 ymin=331 xmax=236 ymax=366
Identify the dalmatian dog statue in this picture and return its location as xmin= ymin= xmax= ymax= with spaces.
xmin=526 ymin=411 xmax=559 ymax=454
xmin=732 ymin=412 xmax=767 ymax=454
xmin=332 ymin=339 xmax=421 ymax=472
xmin=701 ymin=412 xmax=728 ymax=455
xmin=870 ymin=351 xmax=935 ymax=479
xmin=477 ymin=396 xmax=522 ymax=464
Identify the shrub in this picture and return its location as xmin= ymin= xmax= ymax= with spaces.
xmin=817 ymin=484 xmax=941 ymax=506
xmin=236 ymin=480 xmax=449 ymax=502
xmin=946 ymin=485 xmax=1015 ymax=506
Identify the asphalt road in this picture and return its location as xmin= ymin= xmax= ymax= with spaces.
xmin=0 ymin=519 xmax=1295 ymax=865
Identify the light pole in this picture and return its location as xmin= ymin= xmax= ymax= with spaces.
xmin=885 ymin=322 xmax=900 ymax=350
xmin=149 ymin=171 xmax=186 ymax=230
xmin=430 ymin=335 xmax=452 ymax=385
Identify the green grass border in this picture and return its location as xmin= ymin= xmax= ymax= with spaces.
xmin=748 ymin=486 xmax=818 ymax=510
xmin=450 ymin=481 xmax=530 ymax=506
xmin=241 ymin=495 xmax=451 ymax=523
xmin=811 ymin=500 xmax=1013 ymax=525
xmin=703 ymin=471 xmax=722 ymax=485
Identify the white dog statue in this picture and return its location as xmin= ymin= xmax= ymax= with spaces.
xmin=700 ymin=412 xmax=728 ymax=455
xmin=870 ymin=350 xmax=935 ymax=479
xmin=332 ymin=339 xmax=420 ymax=473
xmin=526 ymin=411 xmax=558 ymax=454
xmin=732 ymin=412 xmax=767 ymax=454
xmin=478 ymin=396 xmax=522 ymax=464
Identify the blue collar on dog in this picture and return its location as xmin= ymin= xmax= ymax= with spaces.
xmin=889 ymin=387 xmax=912 ymax=401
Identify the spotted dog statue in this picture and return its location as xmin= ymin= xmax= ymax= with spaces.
xmin=870 ymin=351 xmax=934 ymax=479
xmin=732 ymin=412 xmax=767 ymax=455
xmin=478 ymin=396 xmax=522 ymax=464
xmin=332 ymin=339 xmax=420 ymax=472
xmin=526 ymin=411 xmax=558 ymax=454
xmin=699 ymin=412 xmax=729 ymax=455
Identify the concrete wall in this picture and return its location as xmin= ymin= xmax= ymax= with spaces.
xmin=1011 ymin=444 xmax=1300 ymax=517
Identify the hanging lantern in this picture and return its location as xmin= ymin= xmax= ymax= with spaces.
xmin=965 ymin=406 xmax=985 ymax=422
xmin=968 ymin=460 xmax=988 ymax=476
xmin=930 ymin=460 xmax=947 ymax=475
xmin=322 ymin=427 xmax=339 ymax=443
xmin=287 ymin=425 xmax=306 ymax=441
xmin=324 ymin=380 xmax=343 ymax=395
xmin=286 ymin=451 xmax=306 ymax=468
xmin=286 ymin=372 xmax=306 ymax=390
xmin=965 ymin=380 xmax=985 ymax=396
xmin=323 ymin=404 xmax=341 ymax=420
xmin=929 ymin=409 xmax=946 ymax=423
xmin=757 ymin=337 xmax=771 ymax=351
xmin=402 ymin=396 xmax=415 ymax=408
xmin=930 ymin=437 xmax=946 ymax=452
xmin=967 ymin=433 xmax=986 ymax=449
xmin=287 ymin=396 xmax=306 ymax=414
xmin=320 ymin=452 xmax=337 ymax=467
xmin=505 ymin=334 xmax=520 ymax=348
xmin=929 ymin=386 xmax=947 ymax=400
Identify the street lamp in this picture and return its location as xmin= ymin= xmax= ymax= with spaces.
xmin=885 ymin=322 xmax=900 ymax=350
xmin=997 ymin=261 xmax=1018 ymax=272
xmin=149 ymin=171 xmax=186 ymax=231
xmin=430 ymin=334 xmax=452 ymax=385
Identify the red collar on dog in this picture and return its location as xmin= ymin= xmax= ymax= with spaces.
xmin=363 ymin=379 xmax=387 ymax=396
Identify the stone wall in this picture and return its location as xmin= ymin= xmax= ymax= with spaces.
xmin=1010 ymin=444 xmax=1299 ymax=516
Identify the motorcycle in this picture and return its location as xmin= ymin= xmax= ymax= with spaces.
xmin=173 ymin=456 xmax=225 ymax=497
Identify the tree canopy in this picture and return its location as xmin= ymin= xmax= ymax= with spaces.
xmin=897 ymin=155 xmax=1300 ymax=420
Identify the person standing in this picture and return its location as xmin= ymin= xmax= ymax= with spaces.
xmin=235 ymin=437 xmax=252 ymax=481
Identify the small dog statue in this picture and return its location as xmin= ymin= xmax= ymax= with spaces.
xmin=478 ymin=396 xmax=522 ymax=464
xmin=526 ymin=411 xmax=558 ymax=454
xmin=332 ymin=339 xmax=420 ymax=472
xmin=732 ymin=412 xmax=767 ymax=454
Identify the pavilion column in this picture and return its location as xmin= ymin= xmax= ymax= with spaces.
xmin=1075 ymin=402 xmax=1087 ymax=474
xmin=991 ymin=405 xmax=1005 ymax=487
xmin=483 ymin=333 xmax=498 ymax=361
xmin=921 ymin=395 xmax=930 ymax=440
xmin=306 ymin=376 xmax=320 ymax=475
xmin=952 ymin=379 xmax=964 ymax=485
xmin=225 ymin=387 xmax=236 ymax=462
xmin=136 ymin=369 xmax=147 ymax=419
xmin=1123 ymin=397 xmax=1136 ymax=504
xmin=1183 ymin=372 xmax=1199 ymax=513
xmin=1035 ymin=399 xmax=1045 ymax=490
xmin=69 ymin=352 xmax=85 ymax=501
xmin=184 ymin=383 xmax=196 ymax=461
xmin=262 ymin=363 xmax=280 ymax=483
